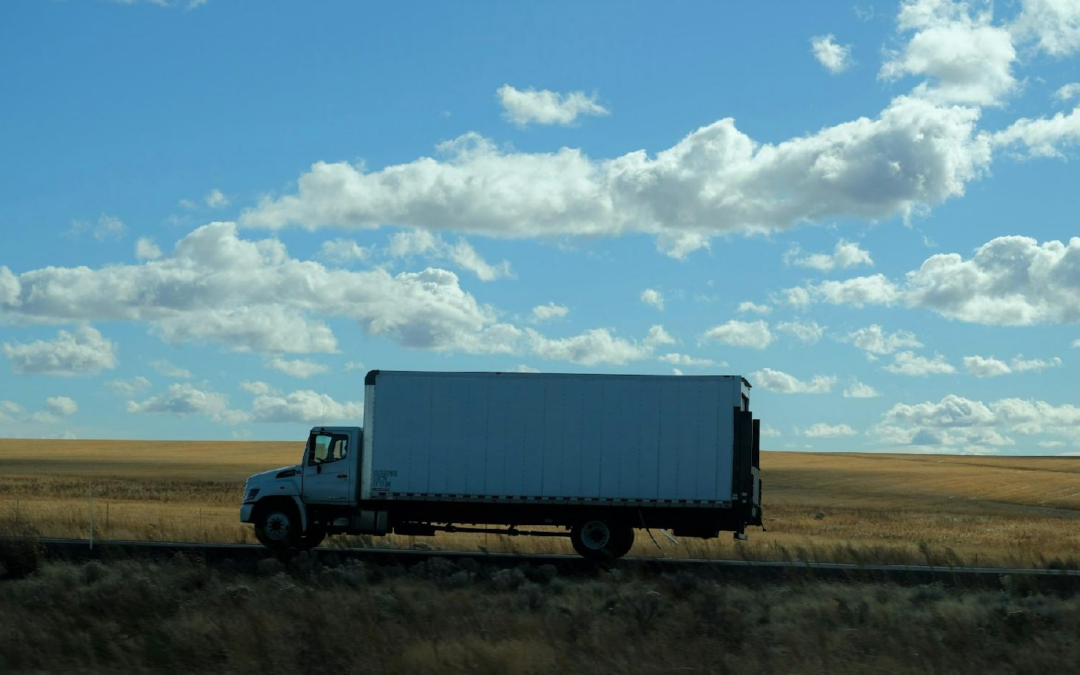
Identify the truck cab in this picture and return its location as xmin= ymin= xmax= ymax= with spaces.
xmin=240 ymin=426 xmax=362 ymax=549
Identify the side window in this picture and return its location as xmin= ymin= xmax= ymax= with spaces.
xmin=308 ymin=434 xmax=348 ymax=465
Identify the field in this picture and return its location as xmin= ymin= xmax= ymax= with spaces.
xmin=3 ymin=439 xmax=1080 ymax=567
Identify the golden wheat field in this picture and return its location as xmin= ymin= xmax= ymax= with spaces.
xmin=2 ymin=438 xmax=1079 ymax=567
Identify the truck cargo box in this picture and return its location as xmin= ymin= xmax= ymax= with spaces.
xmin=361 ymin=371 xmax=752 ymax=506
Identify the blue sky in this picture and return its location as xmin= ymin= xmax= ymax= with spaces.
xmin=1 ymin=0 xmax=1079 ymax=453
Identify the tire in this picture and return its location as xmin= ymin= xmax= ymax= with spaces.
xmin=570 ymin=519 xmax=634 ymax=561
xmin=298 ymin=529 xmax=326 ymax=551
xmin=254 ymin=502 xmax=300 ymax=550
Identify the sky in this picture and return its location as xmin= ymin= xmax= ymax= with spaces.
xmin=1 ymin=0 xmax=1079 ymax=454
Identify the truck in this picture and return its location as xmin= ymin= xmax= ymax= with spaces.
xmin=240 ymin=370 xmax=762 ymax=560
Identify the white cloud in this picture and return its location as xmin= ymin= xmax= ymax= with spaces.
xmin=737 ymin=301 xmax=771 ymax=315
xmin=496 ymin=85 xmax=610 ymax=127
xmin=267 ymin=357 xmax=329 ymax=379
xmin=874 ymin=393 xmax=1080 ymax=450
xmin=776 ymin=320 xmax=824 ymax=344
xmin=512 ymin=364 xmax=541 ymax=373
xmin=751 ymin=368 xmax=836 ymax=394
xmin=240 ymin=96 xmax=992 ymax=259
xmin=529 ymin=303 xmax=569 ymax=323
xmin=1074 ymin=339 xmax=1080 ymax=348
xmin=904 ymin=236 xmax=1080 ymax=324
xmin=344 ymin=361 xmax=366 ymax=372
xmin=812 ymin=274 xmax=903 ymax=307
xmin=993 ymin=105 xmax=1080 ymax=158
xmin=1039 ymin=440 xmax=1066 ymax=448
xmin=800 ymin=237 xmax=1080 ymax=326
xmin=1010 ymin=0 xmax=1080 ymax=57
xmin=44 ymin=396 xmax=78 ymax=416
xmin=963 ymin=355 xmax=1012 ymax=378
xmin=811 ymin=34 xmax=854 ymax=73
xmin=3 ymin=326 xmax=118 ymax=376
xmin=785 ymin=239 xmax=873 ymax=271
xmin=1055 ymin=83 xmax=1080 ymax=103
xmin=527 ymin=324 xmax=673 ymax=366
xmin=69 ymin=214 xmax=127 ymax=242
xmin=884 ymin=351 xmax=956 ymax=376
xmin=389 ymin=229 xmax=512 ymax=281
xmin=319 ymin=238 xmax=373 ymax=265
xmin=780 ymin=287 xmax=813 ymax=309
xmin=843 ymin=380 xmax=881 ymax=398
xmin=881 ymin=0 xmax=1018 ymax=106
xmin=701 ymin=320 xmax=772 ymax=349
xmin=250 ymin=390 xmax=363 ymax=424
xmin=240 ymin=380 xmax=277 ymax=396
xmin=803 ymin=422 xmax=857 ymax=438
xmin=205 ymin=188 xmax=229 ymax=208
xmin=847 ymin=324 xmax=923 ymax=355
xmin=127 ymin=383 xmax=245 ymax=424
xmin=658 ymin=353 xmax=718 ymax=367
xmin=153 ymin=305 xmax=341 ymax=355
xmin=1011 ymin=355 xmax=1063 ymax=372
xmin=136 ymin=238 xmax=163 ymax=260
xmin=151 ymin=359 xmax=192 ymax=379
xmin=640 ymin=288 xmax=665 ymax=311
xmin=106 ymin=376 xmax=151 ymax=397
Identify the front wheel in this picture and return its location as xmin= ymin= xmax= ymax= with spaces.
xmin=254 ymin=504 xmax=299 ymax=550
xmin=570 ymin=519 xmax=634 ymax=561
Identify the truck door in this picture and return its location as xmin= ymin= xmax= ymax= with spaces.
xmin=301 ymin=430 xmax=353 ymax=504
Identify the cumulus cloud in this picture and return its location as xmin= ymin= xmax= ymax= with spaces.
xmin=963 ymin=355 xmax=1012 ymax=378
xmin=776 ymin=320 xmax=824 ymax=344
xmin=529 ymin=303 xmax=569 ymax=323
xmin=737 ymin=301 xmax=771 ymax=315
xmin=127 ymin=383 xmax=245 ymax=424
xmin=640 ymin=289 xmax=665 ymax=311
xmin=784 ymin=239 xmax=873 ymax=271
xmin=874 ymin=393 xmax=1080 ymax=450
xmin=136 ymin=238 xmax=163 ymax=260
xmin=1055 ymin=83 xmax=1080 ymax=103
xmin=993 ymin=104 xmax=1080 ymax=158
xmin=803 ymin=422 xmax=857 ymax=437
xmin=388 ymin=229 xmax=512 ymax=281
xmin=881 ymin=0 xmax=1018 ymax=106
xmin=205 ymin=188 xmax=229 ymax=208
xmin=496 ymin=85 xmax=610 ymax=127
xmin=528 ymin=324 xmax=673 ymax=366
xmin=1010 ymin=0 xmax=1080 ymax=57
xmin=239 ymin=95 xmax=992 ymax=259
xmin=239 ymin=380 xmax=277 ymax=396
xmin=44 ymin=396 xmax=78 ymax=416
xmin=846 ymin=324 xmax=923 ymax=355
xmin=751 ymin=367 xmax=836 ymax=394
xmin=701 ymin=320 xmax=772 ymax=349
xmin=884 ymin=351 xmax=955 ymax=376
xmin=844 ymin=380 xmax=881 ymax=398
xmin=512 ymin=365 xmax=541 ymax=373
xmin=1010 ymin=354 xmax=1063 ymax=372
xmin=657 ymin=353 xmax=719 ymax=367
xmin=106 ymin=376 xmax=152 ymax=397
xmin=811 ymin=34 xmax=854 ymax=73
xmin=3 ymin=326 xmax=118 ymax=376
xmin=319 ymin=238 xmax=373 ymax=265
xmin=267 ymin=357 xmax=329 ymax=379
xmin=151 ymin=360 xmax=192 ymax=379
xmin=798 ymin=236 xmax=1080 ymax=326
xmin=249 ymin=390 xmax=363 ymax=424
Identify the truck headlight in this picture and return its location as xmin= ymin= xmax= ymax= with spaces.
xmin=244 ymin=488 xmax=260 ymax=502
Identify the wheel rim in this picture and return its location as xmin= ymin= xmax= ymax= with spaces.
xmin=580 ymin=520 xmax=611 ymax=550
xmin=263 ymin=511 xmax=292 ymax=542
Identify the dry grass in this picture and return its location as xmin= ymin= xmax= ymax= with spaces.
xmin=2 ymin=555 xmax=1079 ymax=674
xmin=3 ymin=439 xmax=1080 ymax=567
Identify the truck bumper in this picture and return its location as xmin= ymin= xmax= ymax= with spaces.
xmin=240 ymin=503 xmax=255 ymax=523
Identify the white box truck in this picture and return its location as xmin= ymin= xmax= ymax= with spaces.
xmin=240 ymin=370 xmax=762 ymax=560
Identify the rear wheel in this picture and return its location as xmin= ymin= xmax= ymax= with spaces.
xmin=570 ymin=519 xmax=633 ymax=561
xmin=254 ymin=503 xmax=299 ymax=550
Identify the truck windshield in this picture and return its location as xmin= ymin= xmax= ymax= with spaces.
xmin=309 ymin=433 xmax=348 ymax=465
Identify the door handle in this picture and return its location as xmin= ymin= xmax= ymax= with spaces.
xmin=337 ymin=474 xmax=348 ymax=479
